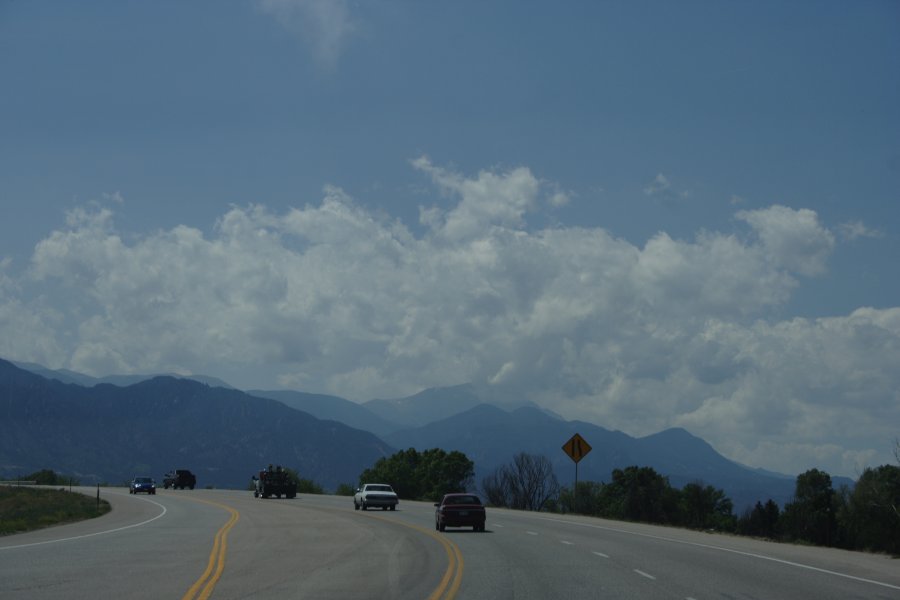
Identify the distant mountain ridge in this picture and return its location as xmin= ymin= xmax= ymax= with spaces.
xmin=5 ymin=358 xmax=849 ymax=510
xmin=383 ymin=403 xmax=800 ymax=511
xmin=249 ymin=389 xmax=398 ymax=437
xmin=0 ymin=359 xmax=392 ymax=490
xmin=10 ymin=360 xmax=233 ymax=389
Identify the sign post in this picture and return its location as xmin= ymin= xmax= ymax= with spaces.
xmin=562 ymin=433 xmax=592 ymax=513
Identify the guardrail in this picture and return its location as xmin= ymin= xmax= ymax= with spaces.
xmin=0 ymin=480 xmax=39 ymax=486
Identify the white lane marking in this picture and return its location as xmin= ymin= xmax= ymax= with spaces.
xmin=593 ymin=551 xmax=609 ymax=558
xmin=0 ymin=493 xmax=167 ymax=550
xmin=634 ymin=569 xmax=656 ymax=580
xmin=526 ymin=531 xmax=538 ymax=535
xmin=493 ymin=523 xmax=505 ymax=528
xmin=535 ymin=515 xmax=900 ymax=592
xmin=561 ymin=540 xmax=574 ymax=545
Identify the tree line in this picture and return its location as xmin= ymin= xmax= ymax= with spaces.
xmin=20 ymin=442 xmax=898 ymax=556
xmin=354 ymin=448 xmax=900 ymax=556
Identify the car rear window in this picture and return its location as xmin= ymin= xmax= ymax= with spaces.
xmin=447 ymin=495 xmax=480 ymax=505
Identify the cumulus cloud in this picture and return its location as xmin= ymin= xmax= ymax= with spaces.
xmin=2 ymin=159 xmax=898 ymax=477
xmin=257 ymin=0 xmax=356 ymax=69
xmin=736 ymin=205 xmax=835 ymax=276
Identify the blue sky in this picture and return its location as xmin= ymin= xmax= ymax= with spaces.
xmin=1 ymin=1 xmax=898 ymax=478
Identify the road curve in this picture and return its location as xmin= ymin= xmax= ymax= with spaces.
xmin=2 ymin=488 xmax=898 ymax=599
xmin=0 ymin=488 xmax=454 ymax=600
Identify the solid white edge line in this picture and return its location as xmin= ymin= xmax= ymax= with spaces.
xmin=0 ymin=493 xmax=167 ymax=550
xmin=634 ymin=569 xmax=656 ymax=580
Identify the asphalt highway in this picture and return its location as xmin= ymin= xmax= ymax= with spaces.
xmin=1 ymin=487 xmax=898 ymax=599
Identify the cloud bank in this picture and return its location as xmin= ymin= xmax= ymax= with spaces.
xmin=2 ymin=159 xmax=897 ymax=478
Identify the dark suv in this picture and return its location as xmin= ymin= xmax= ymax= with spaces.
xmin=130 ymin=476 xmax=156 ymax=495
xmin=163 ymin=469 xmax=196 ymax=490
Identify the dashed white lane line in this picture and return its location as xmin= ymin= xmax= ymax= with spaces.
xmin=535 ymin=515 xmax=900 ymax=592
xmin=560 ymin=540 xmax=574 ymax=545
xmin=593 ymin=551 xmax=609 ymax=558
xmin=634 ymin=569 xmax=656 ymax=580
xmin=526 ymin=531 xmax=538 ymax=535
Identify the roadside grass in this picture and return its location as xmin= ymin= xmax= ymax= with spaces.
xmin=0 ymin=486 xmax=111 ymax=536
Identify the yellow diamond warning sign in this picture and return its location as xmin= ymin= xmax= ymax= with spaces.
xmin=562 ymin=433 xmax=592 ymax=463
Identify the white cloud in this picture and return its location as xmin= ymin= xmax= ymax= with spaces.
xmin=838 ymin=220 xmax=884 ymax=241
xmin=257 ymin=0 xmax=356 ymax=69
xmin=736 ymin=205 xmax=835 ymax=276
xmin=643 ymin=172 xmax=690 ymax=199
xmin=2 ymin=160 xmax=898 ymax=478
xmin=644 ymin=173 xmax=671 ymax=197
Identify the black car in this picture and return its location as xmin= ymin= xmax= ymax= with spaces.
xmin=130 ymin=476 xmax=156 ymax=495
xmin=435 ymin=493 xmax=486 ymax=532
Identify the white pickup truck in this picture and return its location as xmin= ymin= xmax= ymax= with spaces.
xmin=354 ymin=483 xmax=399 ymax=511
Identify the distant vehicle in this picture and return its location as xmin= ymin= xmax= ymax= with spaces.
xmin=354 ymin=483 xmax=399 ymax=511
xmin=252 ymin=465 xmax=297 ymax=499
xmin=163 ymin=469 xmax=196 ymax=490
xmin=434 ymin=493 xmax=486 ymax=532
xmin=129 ymin=476 xmax=156 ymax=495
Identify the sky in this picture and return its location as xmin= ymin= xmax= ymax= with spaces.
xmin=1 ymin=1 xmax=898 ymax=479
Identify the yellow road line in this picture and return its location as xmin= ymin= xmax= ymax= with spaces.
xmin=363 ymin=514 xmax=464 ymax=600
xmin=426 ymin=529 xmax=464 ymax=600
xmin=180 ymin=498 xmax=240 ymax=600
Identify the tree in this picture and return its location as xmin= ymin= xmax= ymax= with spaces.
xmin=335 ymin=483 xmax=356 ymax=496
xmin=840 ymin=464 xmax=900 ymax=554
xmin=480 ymin=453 xmax=560 ymax=511
xmin=781 ymin=468 xmax=837 ymax=546
xmin=359 ymin=448 xmax=474 ymax=501
xmin=26 ymin=469 xmax=79 ymax=486
xmin=737 ymin=499 xmax=780 ymax=539
xmin=678 ymin=482 xmax=735 ymax=531
xmin=555 ymin=481 xmax=606 ymax=515
xmin=418 ymin=448 xmax=476 ymax=500
xmin=602 ymin=466 xmax=678 ymax=524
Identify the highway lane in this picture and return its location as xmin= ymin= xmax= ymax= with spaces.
xmin=2 ymin=488 xmax=899 ymax=599
xmin=0 ymin=488 xmax=454 ymax=600
xmin=0 ymin=487 xmax=239 ymax=599
xmin=319 ymin=494 xmax=900 ymax=599
xmin=442 ymin=507 xmax=900 ymax=600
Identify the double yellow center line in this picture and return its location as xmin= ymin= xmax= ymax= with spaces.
xmin=181 ymin=499 xmax=240 ymax=600
xmin=426 ymin=527 xmax=464 ymax=600
xmin=178 ymin=499 xmax=462 ymax=600
xmin=365 ymin=514 xmax=465 ymax=600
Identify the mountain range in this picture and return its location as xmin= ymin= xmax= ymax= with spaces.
xmin=2 ymin=358 xmax=841 ymax=510
xmin=1 ymin=359 xmax=391 ymax=491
